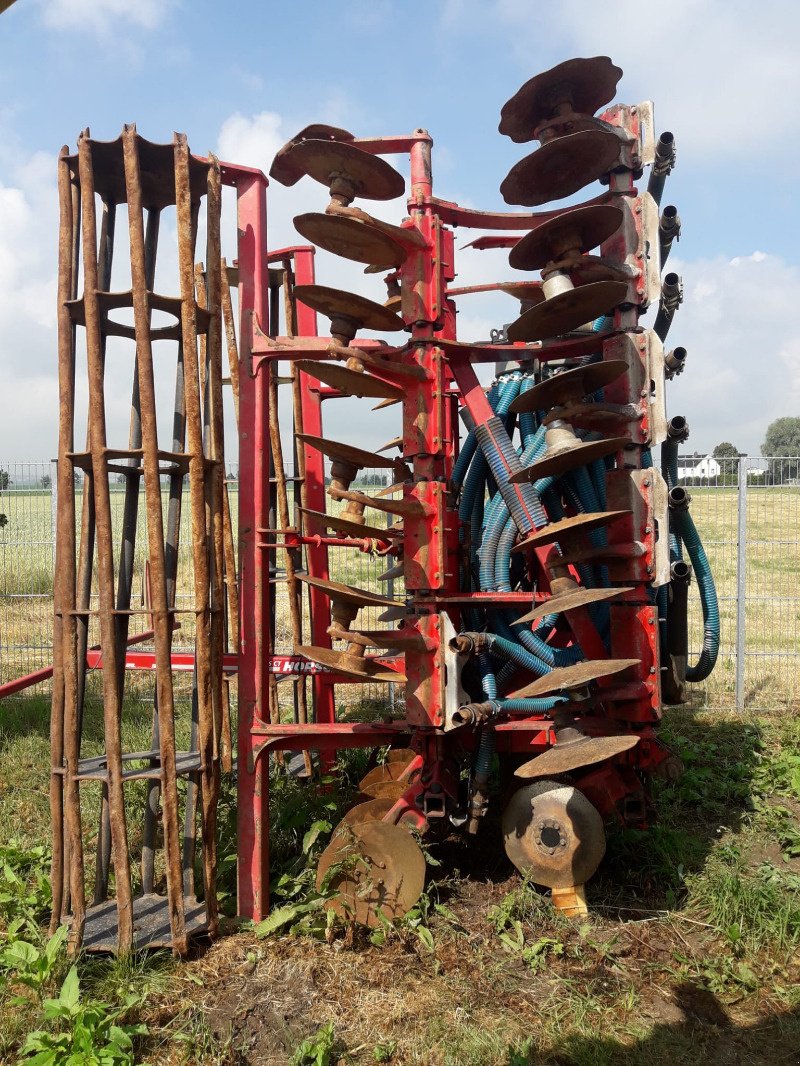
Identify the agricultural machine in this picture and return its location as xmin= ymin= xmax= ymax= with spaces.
xmin=46 ymin=56 xmax=720 ymax=954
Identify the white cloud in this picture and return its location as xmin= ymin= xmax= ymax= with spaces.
xmin=38 ymin=0 xmax=171 ymax=35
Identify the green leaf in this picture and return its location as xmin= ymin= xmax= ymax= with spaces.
xmin=302 ymin=820 xmax=331 ymax=854
xmin=415 ymin=926 xmax=435 ymax=952
xmin=254 ymin=902 xmax=308 ymax=937
xmin=58 ymin=965 xmax=81 ymax=1010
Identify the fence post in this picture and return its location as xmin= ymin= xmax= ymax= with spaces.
xmin=735 ymin=456 xmax=747 ymax=711
xmin=50 ymin=458 xmax=58 ymax=567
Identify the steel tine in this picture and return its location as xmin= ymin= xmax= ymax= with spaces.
xmin=220 ymin=257 xmax=240 ymax=428
xmin=175 ymin=132 xmax=219 ymax=937
xmin=123 ymin=125 xmax=186 ymax=954
xmin=78 ymin=130 xmax=134 ymax=953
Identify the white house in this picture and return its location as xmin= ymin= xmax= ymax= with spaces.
xmin=677 ymin=455 xmax=721 ymax=480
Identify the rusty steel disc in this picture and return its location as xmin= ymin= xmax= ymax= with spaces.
xmin=378 ymin=435 xmax=403 ymax=452
xmin=515 ymin=733 xmax=639 ymax=780
xmin=294 ymin=212 xmax=408 ymax=268
xmin=296 ymin=574 xmax=396 ymax=609
xmin=296 ymin=432 xmax=400 ymax=471
xmin=359 ymin=760 xmax=416 ymax=792
xmin=499 ymin=57 xmax=624 ymax=142
xmin=512 ymin=510 xmax=631 ymax=550
xmin=300 ymin=507 xmax=400 ymax=542
xmin=316 ymin=821 xmax=426 ymax=927
xmin=293 ymin=284 xmax=406 ymax=334
xmin=511 ymin=658 xmax=641 ymax=699
xmin=509 ymin=434 xmax=629 ymax=483
xmin=502 ymin=780 xmax=606 ymax=889
xmin=509 ymin=360 xmax=628 ymax=414
xmin=506 ymin=280 xmax=628 ymax=343
xmin=360 ymin=779 xmax=408 ymax=801
xmin=295 ymin=644 xmax=405 ymax=684
xmin=295 ymin=360 xmax=405 ymax=401
xmin=509 ymin=206 xmax=623 ymax=272
xmin=378 ymin=605 xmax=408 ymax=623
xmin=378 ymin=560 xmax=405 ymax=583
xmin=335 ymin=799 xmax=417 ymax=832
xmin=513 ymin=584 xmax=634 ymax=624
xmin=269 ymin=124 xmax=355 ymax=186
xmin=276 ymin=139 xmax=405 ymax=200
xmin=501 ymin=129 xmax=622 ymax=207
xmin=553 ymin=544 xmax=639 ymax=567
xmin=387 ymin=747 xmax=416 ymax=764
xmin=335 ymin=489 xmax=424 ymax=519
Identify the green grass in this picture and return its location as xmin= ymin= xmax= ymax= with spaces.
xmin=2 ymin=695 xmax=800 ymax=1064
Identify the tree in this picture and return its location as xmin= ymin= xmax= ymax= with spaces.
xmin=762 ymin=417 xmax=800 ymax=480
xmin=712 ymin=442 xmax=740 ymax=459
xmin=40 ymin=474 xmax=51 ymax=489
xmin=0 ymin=469 xmax=11 ymax=491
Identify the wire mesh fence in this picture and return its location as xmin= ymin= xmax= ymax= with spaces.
xmin=1 ymin=456 xmax=798 ymax=711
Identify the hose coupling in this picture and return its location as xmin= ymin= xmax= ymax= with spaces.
xmin=667 ymin=414 xmax=690 ymax=443
xmin=452 ymin=701 xmax=500 ymax=727
xmin=665 ymin=347 xmax=687 ymax=379
xmin=661 ymin=272 xmax=684 ymax=312
xmin=670 ymin=559 xmax=692 ymax=585
xmin=659 ymin=205 xmax=681 ymax=241
xmin=653 ymin=131 xmax=676 ymax=176
xmin=668 ymin=486 xmax=691 ymax=512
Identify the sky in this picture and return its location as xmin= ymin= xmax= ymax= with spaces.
xmin=1 ymin=0 xmax=799 ymax=462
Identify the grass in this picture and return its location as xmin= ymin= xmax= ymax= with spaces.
xmin=2 ymin=694 xmax=800 ymax=1064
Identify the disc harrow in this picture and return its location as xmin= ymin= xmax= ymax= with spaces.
xmin=49 ymin=55 xmax=719 ymax=952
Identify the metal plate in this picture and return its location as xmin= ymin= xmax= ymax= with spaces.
xmin=502 ymin=780 xmax=606 ymax=888
xmin=78 ymin=893 xmax=207 ymax=953
xmin=295 ymin=361 xmax=405 ymax=401
xmin=295 ymin=644 xmax=405 ymax=684
xmin=515 ymin=734 xmax=639 ymax=779
xmin=334 ymin=489 xmax=424 ymax=519
xmin=293 ymin=284 xmax=406 ymax=333
xmin=508 ymin=434 xmax=629 ymax=483
xmin=509 ymin=359 xmax=628 ymax=414
xmin=509 ymin=205 xmax=623 ymax=271
xmin=513 ymin=584 xmax=634 ymax=624
xmin=294 ymin=212 xmax=408 ymax=267
xmin=300 ymin=507 xmax=400 ymax=541
xmin=316 ymin=822 xmax=426 ymax=927
xmin=361 ymin=780 xmax=408 ymax=800
xmin=499 ymin=57 xmax=623 ymax=142
xmin=511 ymin=510 xmax=631 ymax=550
xmin=276 ymin=139 xmax=405 ymax=200
xmin=296 ymin=432 xmax=399 ymax=471
xmin=506 ymin=280 xmax=629 ymax=342
xmin=500 ymin=129 xmax=622 ymax=206
xmin=510 ymin=658 xmax=640 ymax=698
xmin=269 ymin=124 xmax=355 ymax=185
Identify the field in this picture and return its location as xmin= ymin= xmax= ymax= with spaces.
xmin=1 ymin=480 xmax=800 ymax=1063
xmin=1 ymin=696 xmax=800 ymax=1064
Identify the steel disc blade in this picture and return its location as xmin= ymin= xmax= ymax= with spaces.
xmin=515 ymin=734 xmax=639 ymax=779
xmin=335 ymin=489 xmax=425 ymax=519
xmin=373 ymin=395 xmax=402 ymax=410
xmin=386 ymin=747 xmax=417 ymax=764
xmin=294 ymin=212 xmax=408 ymax=267
xmin=316 ymin=822 xmax=426 ymax=927
xmin=508 ymin=435 xmax=629 ymax=483
xmin=499 ymin=56 xmax=623 ymax=142
xmin=500 ymin=129 xmax=622 ymax=206
xmin=294 ymin=284 xmax=406 ymax=333
xmin=510 ymin=658 xmax=640 ymax=698
xmin=502 ymin=780 xmax=606 ymax=888
xmin=359 ymin=760 xmax=415 ymax=791
xmin=509 ymin=360 xmax=629 ymax=414
xmin=276 ymin=139 xmax=405 ymax=200
xmin=378 ymin=435 xmax=403 ymax=452
xmin=509 ymin=205 xmax=623 ymax=272
xmin=513 ymin=584 xmax=634 ymax=624
xmin=269 ymin=124 xmax=355 ymax=185
xmin=335 ymin=799 xmax=417 ymax=832
xmin=295 ymin=644 xmax=405 ymax=684
xmin=300 ymin=507 xmax=400 ymax=542
xmin=296 ymin=574 xmax=397 ymax=609
xmin=512 ymin=510 xmax=630 ymax=550
xmin=296 ymin=432 xmax=400 ymax=470
xmin=506 ymin=281 xmax=628 ymax=343
xmin=295 ymin=360 xmax=404 ymax=401
xmin=360 ymin=779 xmax=408 ymax=800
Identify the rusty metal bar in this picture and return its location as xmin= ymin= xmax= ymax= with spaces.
xmin=77 ymin=130 xmax=134 ymax=953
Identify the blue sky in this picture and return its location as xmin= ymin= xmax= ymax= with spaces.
xmin=1 ymin=0 xmax=799 ymax=460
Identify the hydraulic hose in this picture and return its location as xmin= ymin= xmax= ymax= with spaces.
xmin=670 ymin=489 xmax=719 ymax=682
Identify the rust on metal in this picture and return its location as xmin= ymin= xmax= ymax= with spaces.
xmin=506 ymin=280 xmax=628 ymax=342
xmin=510 ymin=658 xmax=641 ymax=698
xmin=509 ymin=359 xmax=629 ymax=414
xmin=500 ymin=129 xmax=622 ymax=206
